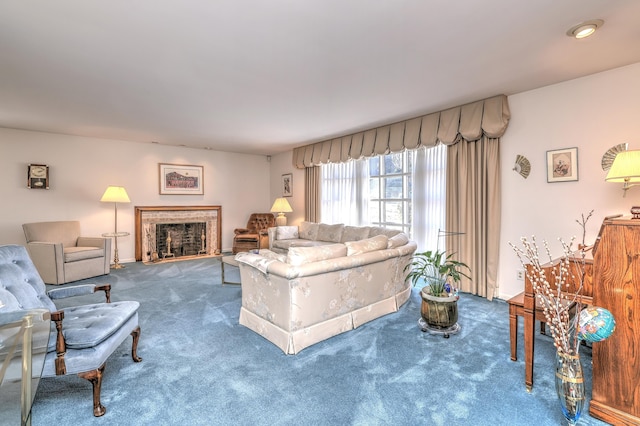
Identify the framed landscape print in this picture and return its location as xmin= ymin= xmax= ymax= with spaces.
xmin=546 ymin=148 xmax=578 ymax=183
xmin=159 ymin=163 xmax=204 ymax=195
xmin=282 ymin=173 xmax=292 ymax=197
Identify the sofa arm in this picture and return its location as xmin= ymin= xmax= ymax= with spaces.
xmin=26 ymin=242 xmax=65 ymax=284
xmin=77 ymin=236 xmax=108 ymax=249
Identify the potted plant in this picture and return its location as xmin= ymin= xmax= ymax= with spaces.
xmin=404 ymin=249 xmax=471 ymax=334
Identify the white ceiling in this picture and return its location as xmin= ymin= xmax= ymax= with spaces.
xmin=1 ymin=1 xmax=639 ymax=156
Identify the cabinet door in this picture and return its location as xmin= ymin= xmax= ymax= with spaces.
xmin=590 ymin=220 xmax=640 ymax=424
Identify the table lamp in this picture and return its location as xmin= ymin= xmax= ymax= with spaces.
xmin=100 ymin=186 xmax=131 ymax=268
xmin=271 ymin=197 xmax=292 ymax=226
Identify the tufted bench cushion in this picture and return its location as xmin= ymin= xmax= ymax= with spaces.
xmin=51 ymin=300 xmax=140 ymax=351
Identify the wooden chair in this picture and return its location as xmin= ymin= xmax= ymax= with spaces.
xmin=511 ymin=251 xmax=593 ymax=391
xmin=232 ymin=213 xmax=275 ymax=254
xmin=507 ymin=291 xmax=547 ymax=362
xmin=0 ymin=244 xmax=142 ymax=416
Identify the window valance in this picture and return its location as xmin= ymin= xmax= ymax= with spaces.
xmin=293 ymin=94 xmax=510 ymax=168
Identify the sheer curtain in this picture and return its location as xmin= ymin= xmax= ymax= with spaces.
xmin=411 ymin=144 xmax=446 ymax=252
xmin=320 ymin=158 xmax=369 ymax=225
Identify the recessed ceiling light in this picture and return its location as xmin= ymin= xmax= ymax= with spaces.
xmin=566 ymin=19 xmax=604 ymax=39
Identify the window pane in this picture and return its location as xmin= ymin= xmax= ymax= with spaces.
xmin=369 ymin=157 xmax=380 ymax=176
xmin=384 ymin=153 xmax=402 ymax=174
xmin=384 ymin=201 xmax=403 ymax=224
xmin=384 ymin=177 xmax=403 ymax=198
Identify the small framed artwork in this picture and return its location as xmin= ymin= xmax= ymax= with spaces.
xmin=27 ymin=164 xmax=49 ymax=189
xmin=546 ymin=148 xmax=578 ymax=183
xmin=282 ymin=173 xmax=293 ymax=197
xmin=159 ymin=163 xmax=204 ymax=195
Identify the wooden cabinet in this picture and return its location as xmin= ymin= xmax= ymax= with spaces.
xmin=590 ymin=218 xmax=640 ymax=424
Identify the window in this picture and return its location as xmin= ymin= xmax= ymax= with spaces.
xmin=368 ymin=151 xmax=414 ymax=236
xmin=320 ymin=145 xmax=446 ymax=249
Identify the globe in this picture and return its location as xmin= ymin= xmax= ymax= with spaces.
xmin=578 ymin=307 xmax=615 ymax=342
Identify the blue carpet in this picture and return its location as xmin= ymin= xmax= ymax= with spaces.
xmin=29 ymin=258 xmax=608 ymax=425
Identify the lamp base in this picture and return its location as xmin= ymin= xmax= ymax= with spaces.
xmin=275 ymin=213 xmax=287 ymax=226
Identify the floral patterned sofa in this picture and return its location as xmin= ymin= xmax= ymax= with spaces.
xmin=236 ymin=222 xmax=417 ymax=354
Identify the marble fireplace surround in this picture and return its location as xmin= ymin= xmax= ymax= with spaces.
xmin=134 ymin=206 xmax=222 ymax=262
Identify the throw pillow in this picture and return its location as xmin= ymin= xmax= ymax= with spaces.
xmin=299 ymin=222 xmax=319 ymax=240
xmin=387 ymin=233 xmax=409 ymax=248
xmin=286 ymin=244 xmax=347 ymax=266
xmin=276 ymin=226 xmax=299 ymax=240
xmin=316 ymin=223 xmax=344 ymax=242
xmin=344 ymin=235 xmax=389 ymax=256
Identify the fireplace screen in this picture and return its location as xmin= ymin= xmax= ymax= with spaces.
xmin=155 ymin=222 xmax=207 ymax=259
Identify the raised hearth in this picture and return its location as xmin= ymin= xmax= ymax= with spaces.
xmin=134 ymin=206 xmax=222 ymax=262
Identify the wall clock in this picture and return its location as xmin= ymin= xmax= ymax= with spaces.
xmin=27 ymin=164 xmax=49 ymax=189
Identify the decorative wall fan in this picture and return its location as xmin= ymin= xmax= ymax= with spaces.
xmin=513 ymin=155 xmax=531 ymax=179
xmin=601 ymin=143 xmax=628 ymax=171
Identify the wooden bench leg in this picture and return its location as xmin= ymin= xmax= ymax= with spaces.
xmin=509 ymin=303 xmax=518 ymax=361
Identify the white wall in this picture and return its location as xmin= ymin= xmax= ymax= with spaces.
xmin=498 ymin=62 xmax=640 ymax=300
xmin=0 ymin=129 xmax=272 ymax=261
xmin=269 ymin=151 xmax=306 ymax=226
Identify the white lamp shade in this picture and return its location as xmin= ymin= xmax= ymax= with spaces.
xmin=270 ymin=197 xmax=292 ymax=213
xmin=605 ymin=150 xmax=640 ymax=183
xmin=100 ymin=186 xmax=131 ymax=203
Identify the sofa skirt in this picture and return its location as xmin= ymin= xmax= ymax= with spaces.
xmin=239 ymin=293 xmax=408 ymax=355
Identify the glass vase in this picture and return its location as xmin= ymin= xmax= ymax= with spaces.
xmin=555 ymin=351 xmax=585 ymax=425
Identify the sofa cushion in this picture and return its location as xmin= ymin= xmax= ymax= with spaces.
xmin=340 ymin=226 xmax=370 ymax=242
xmin=316 ymin=223 xmax=344 ymax=243
xmin=64 ymin=246 xmax=105 ymax=262
xmin=345 ymin=235 xmax=389 ymax=256
xmin=387 ymin=233 xmax=409 ymax=248
xmin=286 ymin=244 xmax=348 ymax=266
xmin=299 ymin=222 xmax=319 ymax=240
xmin=276 ymin=226 xmax=299 ymax=240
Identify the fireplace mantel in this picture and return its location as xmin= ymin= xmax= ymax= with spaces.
xmin=134 ymin=206 xmax=222 ymax=262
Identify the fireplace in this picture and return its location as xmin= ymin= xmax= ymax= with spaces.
xmin=134 ymin=206 xmax=222 ymax=262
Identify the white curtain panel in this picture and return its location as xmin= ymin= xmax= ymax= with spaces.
xmin=320 ymin=159 xmax=369 ymax=226
xmin=411 ymin=143 xmax=446 ymax=252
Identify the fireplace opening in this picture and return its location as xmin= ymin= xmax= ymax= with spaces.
xmin=156 ymin=222 xmax=207 ymax=259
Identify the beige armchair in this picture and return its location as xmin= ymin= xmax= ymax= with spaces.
xmin=22 ymin=221 xmax=111 ymax=285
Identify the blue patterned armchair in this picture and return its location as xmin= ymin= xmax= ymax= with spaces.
xmin=0 ymin=244 xmax=141 ymax=417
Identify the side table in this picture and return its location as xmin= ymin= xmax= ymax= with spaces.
xmin=221 ymin=255 xmax=240 ymax=285
xmin=102 ymin=231 xmax=130 ymax=269
xmin=0 ymin=309 xmax=51 ymax=426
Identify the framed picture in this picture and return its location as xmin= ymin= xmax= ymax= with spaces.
xmin=159 ymin=163 xmax=204 ymax=195
xmin=282 ymin=173 xmax=293 ymax=197
xmin=546 ymin=148 xmax=578 ymax=183
xmin=27 ymin=164 xmax=49 ymax=189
